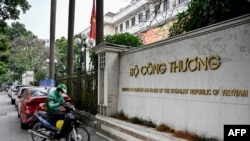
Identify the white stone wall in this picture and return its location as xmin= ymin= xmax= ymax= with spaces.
xmin=22 ymin=71 xmax=34 ymax=85
xmin=118 ymin=15 xmax=250 ymax=140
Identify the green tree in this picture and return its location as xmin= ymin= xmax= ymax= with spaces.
xmin=34 ymin=69 xmax=47 ymax=85
xmin=0 ymin=0 xmax=31 ymax=33
xmin=0 ymin=61 xmax=7 ymax=75
xmin=55 ymin=37 xmax=68 ymax=74
xmin=0 ymin=21 xmax=35 ymax=79
xmin=0 ymin=73 xmax=12 ymax=84
xmin=169 ymin=0 xmax=250 ymax=37
xmin=9 ymin=36 xmax=48 ymax=81
xmin=6 ymin=22 xmax=34 ymax=41
xmin=0 ymin=34 xmax=9 ymax=51
xmin=0 ymin=34 xmax=9 ymax=75
xmin=0 ymin=22 xmax=34 ymax=75
xmin=55 ymin=35 xmax=86 ymax=75
xmin=55 ymin=37 xmax=70 ymax=76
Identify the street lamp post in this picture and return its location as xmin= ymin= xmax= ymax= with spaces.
xmin=45 ymin=58 xmax=57 ymax=78
xmin=75 ymin=33 xmax=95 ymax=72
xmin=74 ymin=32 xmax=95 ymax=108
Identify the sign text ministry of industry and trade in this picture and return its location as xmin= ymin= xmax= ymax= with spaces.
xmin=126 ymin=55 xmax=248 ymax=97
xmin=129 ymin=55 xmax=221 ymax=77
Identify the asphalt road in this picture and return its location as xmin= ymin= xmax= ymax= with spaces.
xmin=0 ymin=91 xmax=110 ymax=141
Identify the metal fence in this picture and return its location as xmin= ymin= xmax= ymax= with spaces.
xmin=55 ymin=69 xmax=98 ymax=115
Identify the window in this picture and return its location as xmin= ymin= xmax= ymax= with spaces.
xmin=138 ymin=13 xmax=143 ymax=23
xmin=99 ymin=53 xmax=105 ymax=68
xmin=131 ymin=17 xmax=136 ymax=26
xmin=164 ymin=0 xmax=170 ymax=11
xmin=30 ymin=90 xmax=47 ymax=97
xmin=146 ymin=9 xmax=150 ymax=20
xmin=115 ymin=26 xmax=118 ymax=33
xmin=120 ymin=23 xmax=123 ymax=32
xmin=21 ymin=89 xmax=27 ymax=98
xmin=126 ymin=20 xmax=129 ymax=29
xmin=154 ymin=4 xmax=160 ymax=16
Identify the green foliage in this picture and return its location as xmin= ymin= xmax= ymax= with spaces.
xmin=1 ymin=22 xmax=33 ymax=64
xmin=0 ymin=52 xmax=9 ymax=63
xmin=34 ymin=69 xmax=47 ymax=82
xmin=55 ymin=37 xmax=68 ymax=75
xmin=55 ymin=36 xmax=81 ymax=75
xmin=0 ymin=73 xmax=12 ymax=84
xmin=8 ymin=54 xmax=28 ymax=81
xmin=0 ymin=0 xmax=31 ymax=33
xmin=0 ymin=61 xmax=8 ymax=75
xmin=0 ymin=34 xmax=9 ymax=75
xmin=55 ymin=37 xmax=68 ymax=59
xmin=169 ymin=0 xmax=250 ymax=37
xmin=8 ymin=36 xmax=48 ymax=81
xmin=104 ymin=32 xmax=143 ymax=47
xmin=0 ymin=22 xmax=8 ymax=34
xmin=168 ymin=11 xmax=189 ymax=37
xmin=1 ymin=0 xmax=31 ymax=20
xmin=0 ymin=34 xmax=9 ymax=51
xmin=6 ymin=22 xmax=34 ymax=41
xmin=89 ymin=50 xmax=98 ymax=70
xmin=0 ymin=1 xmax=38 ymax=82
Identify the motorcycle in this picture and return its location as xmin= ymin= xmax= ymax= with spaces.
xmin=28 ymin=102 xmax=90 ymax=141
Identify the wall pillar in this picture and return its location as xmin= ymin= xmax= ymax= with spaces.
xmin=92 ymin=43 xmax=127 ymax=116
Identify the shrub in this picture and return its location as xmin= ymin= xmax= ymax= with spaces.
xmin=104 ymin=32 xmax=143 ymax=47
xmin=156 ymin=124 xmax=175 ymax=133
xmin=169 ymin=0 xmax=250 ymax=37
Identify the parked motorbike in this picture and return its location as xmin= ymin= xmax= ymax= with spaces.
xmin=28 ymin=102 xmax=90 ymax=141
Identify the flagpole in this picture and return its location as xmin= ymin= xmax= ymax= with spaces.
xmin=96 ymin=0 xmax=103 ymax=45
xmin=67 ymin=0 xmax=75 ymax=75
xmin=49 ymin=0 xmax=56 ymax=79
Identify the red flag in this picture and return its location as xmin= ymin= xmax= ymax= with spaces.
xmin=89 ymin=0 xmax=96 ymax=40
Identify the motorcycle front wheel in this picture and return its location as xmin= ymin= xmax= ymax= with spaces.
xmin=31 ymin=122 xmax=47 ymax=141
xmin=66 ymin=125 xmax=90 ymax=141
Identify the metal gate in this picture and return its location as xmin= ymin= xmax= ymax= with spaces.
xmin=55 ymin=70 xmax=97 ymax=115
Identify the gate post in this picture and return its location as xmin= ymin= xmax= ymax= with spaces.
xmin=92 ymin=43 xmax=127 ymax=116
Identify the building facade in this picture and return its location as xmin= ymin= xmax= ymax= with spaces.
xmin=104 ymin=0 xmax=189 ymax=44
xmin=84 ymin=0 xmax=189 ymax=44
xmin=82 ymin=0 xmax=189 ymax=70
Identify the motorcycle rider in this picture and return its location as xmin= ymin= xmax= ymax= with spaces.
xmin=46 ymin=84 xmax=67 ymax=123
xmin=45 ymin=84 xmax=67 ymax=141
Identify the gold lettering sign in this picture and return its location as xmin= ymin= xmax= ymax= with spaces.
xmin=130 ymin=55 xmax=221 ymax=77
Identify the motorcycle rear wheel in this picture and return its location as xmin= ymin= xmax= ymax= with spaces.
xmin=66 ymin=125 xmax=90 ymax=141
xmin=31 ymin=122 xmax=47 ymax=141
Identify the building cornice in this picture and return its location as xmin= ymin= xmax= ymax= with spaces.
xmin=104 ymin=0 xmax=148 ymax=25
xmin=92 ymin=42 xmax=131 ymax=54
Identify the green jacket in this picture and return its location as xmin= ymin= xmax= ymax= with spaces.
xmin=45 ymin=89 xmax=65 ymax=114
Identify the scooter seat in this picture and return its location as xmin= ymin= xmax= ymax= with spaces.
xmin=37 ymin=111 xmax=49 ymax=119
